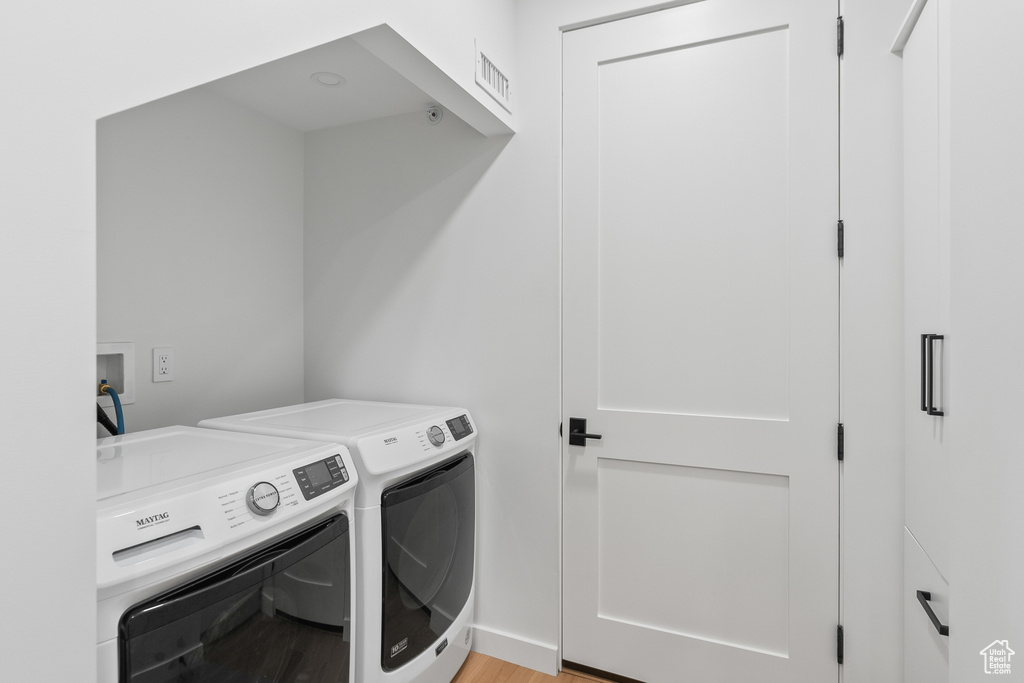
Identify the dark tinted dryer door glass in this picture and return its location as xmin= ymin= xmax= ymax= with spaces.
xmin=380 ymin=453 xmax=475 ymax=671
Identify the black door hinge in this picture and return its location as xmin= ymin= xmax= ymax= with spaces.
xmin=837 ymin=16 xmax=845 ymax=58
xmin=837 ymin=625 xmax=845 ymax=664
xmin=837 ymin=423 xmax=845 ymax=461
xmin=837 ymin=219 xmax=845 ymax=258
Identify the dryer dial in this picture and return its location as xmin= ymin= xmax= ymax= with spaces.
xmin=427 ymin=425 xmax=445 ymax=447
xmin=247 ymin=482 xmax=280 ymax=516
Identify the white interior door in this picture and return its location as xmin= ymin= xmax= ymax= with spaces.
xmin=561 ymin=2 xmax=840 ymax=681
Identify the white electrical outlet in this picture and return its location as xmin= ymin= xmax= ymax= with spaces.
xmin=153 ymin=347 xmax=175 ymax=382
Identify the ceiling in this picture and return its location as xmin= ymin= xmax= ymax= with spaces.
xmin=201 ymin=35 xmax=436 ymax=132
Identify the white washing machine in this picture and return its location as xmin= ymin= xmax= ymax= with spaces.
xmin=199 ymin=399 xmax=477 ymax=683
xmin=96 ymin=426 xmax=358 ymax=683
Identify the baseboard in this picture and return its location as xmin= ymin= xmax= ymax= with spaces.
xmin=470 ymin=624 xmax=559 ymax=676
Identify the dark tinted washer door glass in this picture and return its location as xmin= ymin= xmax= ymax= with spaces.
xmin=380 ymin=453 xmax=475 ymax=672
xmin=118 ymin=514 xmax=351 ymax=683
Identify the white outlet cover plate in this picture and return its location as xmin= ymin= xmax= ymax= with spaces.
xmin=153 ymin=347 xmax=175 ymax=382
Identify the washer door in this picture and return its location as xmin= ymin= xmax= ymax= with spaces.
xmin=380 ymin=452 xmax=475 ymax=671
xmin=118 ymin=514 xmax=350 ymax=683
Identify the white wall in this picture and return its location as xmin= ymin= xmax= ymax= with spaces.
xmin=303 ymin=113 xmax=514 ymax=408
xmin=97 ymin=87 xmax=306 ymax=431
xmin=0 ymin=1 xmax=512 ymax=679
xmin=302 ymin=110 xmax=561 ymax=668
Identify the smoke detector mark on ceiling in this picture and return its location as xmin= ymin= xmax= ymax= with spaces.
xmin=311 ymin=72 xmax=347 ymax=87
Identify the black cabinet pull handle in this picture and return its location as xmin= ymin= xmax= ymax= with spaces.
xmin=917 ymin=590 xmax=949 ymax=636
xmin=921 ymin=333 xmax=945 ymax=416
xmin=921 ymin=335 xmax=929 ymax=411
xmin=568 ymin=417 xmax=602 ymax=447
xmin=920 ymin=334 xmax=928 ymax=412
xmin=927 ymin=334 xmax=945 ymax=416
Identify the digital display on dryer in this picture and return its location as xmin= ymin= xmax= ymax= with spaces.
xmin=446 ymin=414 xmax=473 ymax=440
xmin=305 ymin=460 xmax=332 ymax=488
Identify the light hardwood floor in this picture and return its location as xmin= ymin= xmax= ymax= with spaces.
xmin=451 ymin=652 xmax=613 ymax=683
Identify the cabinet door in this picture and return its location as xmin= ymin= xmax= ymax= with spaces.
xmin=903 ymin=0 xmax=950 ymax=578
xmin=904 ymin=527 xmax=949 ymax=682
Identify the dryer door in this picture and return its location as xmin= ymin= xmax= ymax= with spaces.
xmin=380 ymin=452 xmax=475 ymax=671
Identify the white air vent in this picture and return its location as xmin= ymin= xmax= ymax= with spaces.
xmin=475 ymin=41 xmax=511 ymax=114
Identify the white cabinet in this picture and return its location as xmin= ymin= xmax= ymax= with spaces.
xmin=897 ymin=0 xmax=951 ymax=678
xmin=944 ymin=2 xmax=1024 ymax=678
xmin=901 ymin=0 xmax=950 ymax=579
xmin=898 ymin=1 xmax=1024 ymax=679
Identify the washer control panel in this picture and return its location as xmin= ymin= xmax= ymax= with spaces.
xmin=218 ymin=470 xmax=298 ymax=532
xmin=96 ymin=431 xmax=359 ymax=597
xmin=293 ymin=453 xmax=351 ymax=501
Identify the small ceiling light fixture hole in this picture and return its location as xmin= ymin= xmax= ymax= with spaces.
xmin=311 ymin=72 xmax=346 ymax=87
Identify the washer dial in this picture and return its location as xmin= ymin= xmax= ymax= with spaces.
xmin=427 ymin=425 xmax=445 ymax=448
xmin=247 ymin=482 xmax=280 ymax=516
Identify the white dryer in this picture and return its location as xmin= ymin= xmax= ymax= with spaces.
xmin=200 ymin=399 xmax=477 ymax=683
xmin=96 ymin=426 xmax=358 ymax=683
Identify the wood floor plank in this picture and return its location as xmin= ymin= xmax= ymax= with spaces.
xmin=451 ymin=652 xmax=613 ymax=683
xmin=451 ymin=651 xmax=491 ymax=682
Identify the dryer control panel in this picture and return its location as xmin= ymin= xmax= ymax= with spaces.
xmin=412 ymin=413 xmax=476 ymax=456
xmin=446 ymin=414 xmax=474 ymax=441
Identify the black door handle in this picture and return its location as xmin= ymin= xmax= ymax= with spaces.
xmin=917 ymin=590 xmax=949 ymax=636
xmin=567 ymin=417 xmax=602 ymax=447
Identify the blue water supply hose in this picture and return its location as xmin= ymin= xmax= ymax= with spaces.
xmin=99 ymin=380 xmax=124 ymax=435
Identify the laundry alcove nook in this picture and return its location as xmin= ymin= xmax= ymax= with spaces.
xmin=96 ymin=23 xmax=514 ymax=435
